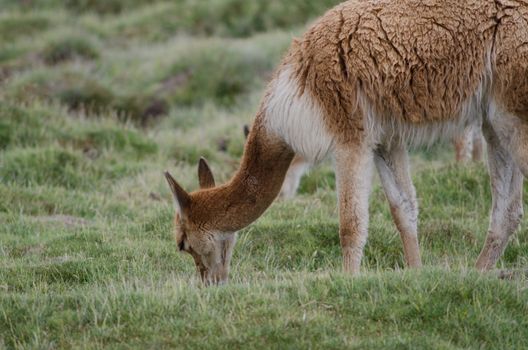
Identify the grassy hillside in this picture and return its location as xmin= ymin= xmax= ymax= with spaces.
xmin=1 ymin=1 xmax=527 ymax=349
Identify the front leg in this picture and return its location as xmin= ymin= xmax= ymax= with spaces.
xmin=335 ymin=143 xmax=374 ymax=274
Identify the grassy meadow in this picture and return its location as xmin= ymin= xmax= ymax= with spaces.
xmin=1 ymin=1 xmax=527 ymax=348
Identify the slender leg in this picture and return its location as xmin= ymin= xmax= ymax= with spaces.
xmin=334 ymin=143 xmax=374 ymax=274
xmin=475 ymin=119 xmax=524 ymax=270
xmin=454 ymin=124 xmax=484 ymax=163
xmin=374 ymin=144 xmax=422 ymax=268
xmin=454 ymin=128 xmax=473 ymax=163
xmin=472 ymin=129 xmax=484 ymax=162
xmin=279 ymin=155 xmax=310 ymax=199
xmin=489 ymin=110 xmax=528 ymax=176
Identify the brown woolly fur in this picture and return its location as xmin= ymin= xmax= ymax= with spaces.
xmin=285 ymin=0 xmax=499 ymax=143
xmin=166 ymin=0 xmax=528 ymax=285
xmin=493 ymin=0 xmax=528 ymax=119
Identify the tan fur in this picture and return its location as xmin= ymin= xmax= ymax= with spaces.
xmin=244 ymin=125 xmax=309 ymax=199
xmin=454 ymin=126 xmax=484 ymax=163
xmin=286 ymin=0 xmax=496 ymax=144
xmin=167 ymin=0 xmax=528 ymax=284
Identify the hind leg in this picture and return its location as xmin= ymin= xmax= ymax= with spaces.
xmin=475 ymin=117 xmax=524 ymax=270
xmin=374 ymin=144 xmax=422 ymax=268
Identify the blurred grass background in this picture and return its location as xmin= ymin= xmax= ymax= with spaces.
xmin=1 ymin=1 xmax=527 ymax=349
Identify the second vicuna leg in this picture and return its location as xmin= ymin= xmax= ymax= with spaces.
xmin=280 ymin=155 xmax=310 ymax=199
xmin=475 ymin=119 xmax=524 ymax=270
xmin=374 ymin=144 xmax=422 ymax=268
xmin=335 ymin=143 xmax=374 ymax=274
xmin=454 ymin=125 xmax=484 ymax=163
xmin=471 ymin=130 xmax=484 ymax=162
xmin=454 ymin=128 xmax=474 ymax=163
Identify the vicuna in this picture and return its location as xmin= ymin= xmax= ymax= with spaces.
xmin=165 ymin=0 xmax=528 ymax=285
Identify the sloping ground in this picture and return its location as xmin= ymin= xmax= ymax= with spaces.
xmin=1 ymin=270 xmax=527 ymax=349
xmin=1 ymin=1 xmax=527 ymax=349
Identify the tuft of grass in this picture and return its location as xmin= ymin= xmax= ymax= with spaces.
xmin=0 ymin=183 xmax=100 ymax=217
xmin=63 ymin=0 xmax=161 ymax=14
xmin=0 ymin=103 xmax=158 ymax=156
xmin=0 ymin=43 xmax=30 ymax=65
xmin=0 ymin=12 xmax=52 ymax=43
xmin=164 ymin=38 xmax=286 ymax=106
xmin=6 ymin=69 xmax=114 ymax=108
xmin=0 ymin=147 xmax=87 ymax=189
xmin=113 ymin=94 xmax=169 ymax=126
xmin=0 ymin=120 xmax=11 ymax=149
xmin=41 ymin=33 xmax=100 ymax=64
xmin=5 ymin=70 xmax=168 ymax=124
xmin=56 ymin=79 xmax=115 ymax=113
xmin=65 ymin=126 xmax=159 ymax=158
xmin=179 ymin=0 xmax=342 ymax=37
xmin=98 ymin=0 xmax=342 ymax=41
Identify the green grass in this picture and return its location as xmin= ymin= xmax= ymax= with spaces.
xmin=41 ymin=33 xmax=100 ymax=65
xmin=1 ymin=1 xmax=528 ymax=349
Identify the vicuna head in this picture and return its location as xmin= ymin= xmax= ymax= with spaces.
xmin=165 ymin=158 xmax=237 ymax=286
xmin=164 ymin=121 xmax=295 ymax=286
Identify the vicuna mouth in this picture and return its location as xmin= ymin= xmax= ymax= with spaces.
xmin=199 ymin=270 xmax=228 ymax=286
xmin=196 ymin=263 xmax=229 ymax=286
xmin=191 ymin=260 xmax=226 ymax=285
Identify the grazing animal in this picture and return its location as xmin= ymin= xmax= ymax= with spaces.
xmin=165 ymin=0 xmax=528 ymax=285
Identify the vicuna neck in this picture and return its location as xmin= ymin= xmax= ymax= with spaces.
xmin=190 ymin=111 xmax=295 ymax=232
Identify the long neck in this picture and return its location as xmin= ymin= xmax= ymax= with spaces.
xmin=191 ymin=113 xmax=295 ymax=232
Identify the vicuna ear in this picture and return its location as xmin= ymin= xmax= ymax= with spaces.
xmin=243 ymin=124 xmax=250 ymax=139
xmin=198 ymin=157 xmax=215 ymax=189
xmin=164 ymin=171 xmax=191 ymax=215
